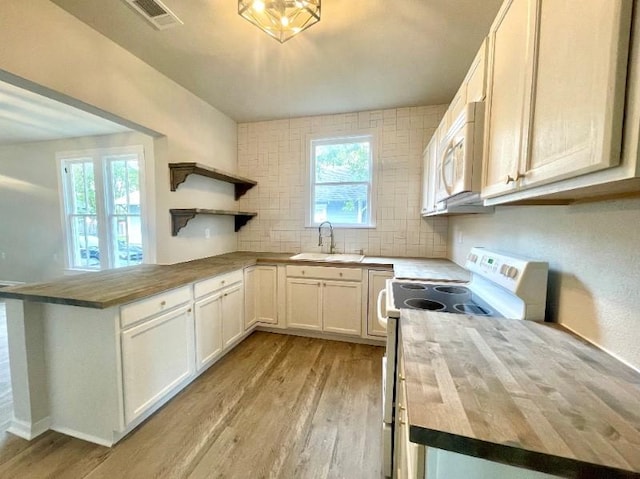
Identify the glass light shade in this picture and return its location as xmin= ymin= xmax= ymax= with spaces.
xmin=239 ymin=0 xmax=321 ymax=43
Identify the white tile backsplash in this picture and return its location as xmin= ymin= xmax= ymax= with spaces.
xmin=238 ymin=105 xmax=449 ymax=258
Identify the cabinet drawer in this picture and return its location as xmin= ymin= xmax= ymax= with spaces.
xmin=194 ymin=269 xmax=243 ymax=299
xmin=120 ymin=285 xmax=192 ymax=329
xmin=285 ymin=265 xmax=362 ymax=281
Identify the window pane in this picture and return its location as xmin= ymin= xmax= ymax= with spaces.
xmin=315 ymin=141 xmax=371 ymax=183
xmin=70 ymin=216 xmax=100 ymax=270
xmin=314 ymin=184 xmax=368 ymax=225
xmin=108 ymin=155 xmax=140 ymax=214
xmin=108 ymin=154 xmax=143 ymax=268
xmin=68 ymin=161 xmax=96 ymax=214
xmin=113 ymin=215 xmax=143 ymax=267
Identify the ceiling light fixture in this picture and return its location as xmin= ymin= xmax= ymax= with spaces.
xmin=238 ymin=0 xmax=321 ymax=43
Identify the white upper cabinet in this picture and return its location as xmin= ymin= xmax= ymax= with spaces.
xmin=482 ymin=0 xmax=536 ymax=198
xmin=482 ymin=0 xmax=633 ymax=201
xmin=421 ymin=138 xmax=438 ymax=216
xmin=522 ymin=0 xmax=631 ymax=189
xmin=466 ymin=40 xmax=488 ymax=103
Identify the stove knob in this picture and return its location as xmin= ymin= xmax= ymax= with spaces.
xmin=499 ymin=264 xmax=508 ymax=275
xmin=506 ymin=266 xmax=519 ymax=279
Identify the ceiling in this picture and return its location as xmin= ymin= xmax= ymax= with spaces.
xmin=0 ymin=80 xmax=132 ymax=146
xmin=51 ymin=0 xmax=503 ymax=123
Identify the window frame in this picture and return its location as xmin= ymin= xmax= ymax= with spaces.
xmin=305 ymin=130 xmax=378 ymax=228
xmin=57 ymin=145 xmax=147 ymax=272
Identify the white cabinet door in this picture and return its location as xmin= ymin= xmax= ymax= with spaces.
xmin=244 ymin=266 xmax=257 ymax=330
xmin=286 ymin=278 xmax=322 ymax=331
xmin=522 ymin=0 xmax=631 ymax=189
xmin=256 ymin=265 xmax=278 ymax=324
xmin=322 ymin=280 xmax=362 ymax=336
xmin=367 ymin=270 xmax=393 ymax=337
xmin=482 ymin=0 xmax=536 ymax=199
xmin=194 ymin=292 xmax=223 ymax=371
xmin=121 ymin=305 xmax=194 ymax=424
xmin=466 ymin=39 xmax=487 ymax=102
xmin=421 ymin=138 xmax=438 ymax=216
xmin=222 ymin=282 xmax=244 ymax=349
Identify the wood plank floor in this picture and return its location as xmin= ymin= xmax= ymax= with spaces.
xmin=0 ymin=331 xmax=385 ymax=478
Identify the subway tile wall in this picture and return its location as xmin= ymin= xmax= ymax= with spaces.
xmin=237 ymin=105 xmax=449 ymax=257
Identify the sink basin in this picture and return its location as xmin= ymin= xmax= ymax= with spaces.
xmin=290 ymin=253 xmax=364 ymax=263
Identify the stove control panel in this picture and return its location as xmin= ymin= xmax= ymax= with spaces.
xmin=465 ymin=247 xmax=548 ymax=296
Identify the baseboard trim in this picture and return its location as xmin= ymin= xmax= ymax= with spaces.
xmin=255 ymin=326 xmax=385 ymax=346
xmin=49 ymin=425 xmax=114 ymax=447
xmin=7 ymin=416 xmax=51 ymax=440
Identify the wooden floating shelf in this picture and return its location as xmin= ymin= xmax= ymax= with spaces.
xmin=170 ymin=209 xmax=257 ymax=236
xmin=169 ymin=162 xmax=257 ymax=200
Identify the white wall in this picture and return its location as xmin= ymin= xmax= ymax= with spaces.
xmin=0 ymin=133 xmax=153 ymax=283
xmin=448 ymin=198 xmax=640 ymax=370
xmin=238 ymin=106 xmax=449 ymax=257
xmin=0 ymin=0 xmax=238 ymax=265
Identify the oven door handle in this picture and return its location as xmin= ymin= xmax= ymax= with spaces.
xmin=377 ymin=289 xmax=388 ymax=328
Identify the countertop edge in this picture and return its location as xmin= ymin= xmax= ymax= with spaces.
xmin=409 ymin=426 xmax=640 ymax=479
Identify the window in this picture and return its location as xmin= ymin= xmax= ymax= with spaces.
xmin=58 ymin=146 xmax=145 ymax=271
xmin=308 ymin=133 xmax=375 ymax=227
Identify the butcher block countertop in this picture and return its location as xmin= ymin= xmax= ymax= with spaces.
xmin=0 ymin=252 xmax=467 ymax=309
xmin=400 ymin=310 xmax=640 ymax=478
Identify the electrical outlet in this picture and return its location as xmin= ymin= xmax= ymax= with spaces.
xmin=205 ymin=228 xmax=211 ymax=239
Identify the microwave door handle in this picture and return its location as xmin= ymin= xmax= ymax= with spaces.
xmin=440 ymin=139 xmax=455 ymax=196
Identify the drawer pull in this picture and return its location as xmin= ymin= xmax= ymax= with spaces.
xmin=302 ymin=270 xmax=305 ymax=275
xmin=221 ymin=280 xmax=225 ymax=285
xmin=317 ymin=282 xmax=321 ymax=287
xmin=160 ymin=300 xmax=166 ymax=307
xmin=339 ymin=272 xmax=343 ymax=277
xmin=187 ymin=308 xmax=192 ymax=313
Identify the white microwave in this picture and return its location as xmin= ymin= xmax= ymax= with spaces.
xmin=435 ymin=102 xmax=485 ymax=203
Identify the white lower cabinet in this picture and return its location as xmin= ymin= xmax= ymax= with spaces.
xmin=244 ymin=265 xmax=278 ymax=329
xmin=286 ymin=266 xmax=363 ymax=336
xmin=221 ymin=282 xmax=244 ymax=348
xmin=194 ymin=273 xmax=244 ymax=370
xmin=121 ymin=304 xmax=194 ymax=425
xmin=194 ymin=292 xmax=223 ymax=371
xmin=322 ymin=280 xmax=362 ymax=335
xmin=286 ymin=278 xmax=323 ymax=331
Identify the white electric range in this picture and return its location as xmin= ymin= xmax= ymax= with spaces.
xmin=377 ymin=247 xmax=549 ymax=478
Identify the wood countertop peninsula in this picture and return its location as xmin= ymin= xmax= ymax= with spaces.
xmin=0 ymin=252 xmax=467 ymax=309
xmin=400 ymin=310 xmax=640 ymax=478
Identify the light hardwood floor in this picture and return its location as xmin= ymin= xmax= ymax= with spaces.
xmin=0 ymin=331 xmax=384 ymax=478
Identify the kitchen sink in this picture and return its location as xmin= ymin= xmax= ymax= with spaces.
xmin=290 ymin=253 xmax=364 ymax=263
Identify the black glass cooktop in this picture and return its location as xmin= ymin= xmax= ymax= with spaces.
xmin=391 ymin=282 xmax=502 ymax=317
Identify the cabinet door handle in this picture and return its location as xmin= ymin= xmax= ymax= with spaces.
xmin=505 ymin=172 xmax=525 ymax=184
xmin=399 ymin=374 xmax=406 ymax=381
xmin=302 ymin=270 xmax=305 ymax=275
xmin=317 ymin=282 xmax=321 ymax=287
xmin=221 ymin=280 xmax=225 ymax=285
xmin=160 ymin=300 xmax=166 ymax=307
xmin=187 ymin=308 xmax=192 ymax=313
xmin=339 ymin=272 xmax=343 ymax=277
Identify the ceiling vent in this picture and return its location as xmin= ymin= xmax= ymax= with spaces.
xmin=124 ymin=0 xmax=183 ymax=30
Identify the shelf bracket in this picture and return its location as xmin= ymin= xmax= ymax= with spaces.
xmin=170 ymin=210 xmax=198 ymax=236
xmin=234 ymin=215 xmax=254 ymax=232
xmin=169 ymin=165 xmax=195 ymax=192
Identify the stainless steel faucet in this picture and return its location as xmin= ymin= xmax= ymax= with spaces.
xmin=318 ymin=221 xmax=336 ymax=254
